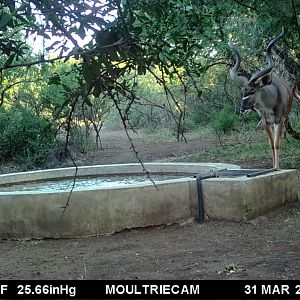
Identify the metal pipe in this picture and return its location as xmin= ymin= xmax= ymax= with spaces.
xmin=194 ymin=171 xmax=219 ymax=223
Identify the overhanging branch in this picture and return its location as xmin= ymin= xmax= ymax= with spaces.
xmin=0 ymin=38 xmax=129 ymax=72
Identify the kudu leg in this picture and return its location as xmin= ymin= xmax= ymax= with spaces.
xmin=264 ymin=124 xmax=275 ymax=168
xmin=273 ymin=119 xmax=284 ymax=169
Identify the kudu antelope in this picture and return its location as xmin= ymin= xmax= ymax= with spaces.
xmin=229 ymin=30 xmax=299 ymax=169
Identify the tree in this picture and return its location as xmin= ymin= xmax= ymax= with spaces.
xmin=0 ymin=0 xmax=299 ymax=165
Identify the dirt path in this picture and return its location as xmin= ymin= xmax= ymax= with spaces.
xmin=1 ymin=128 xmax=300 ymax=280
xmin=76 ymin=128 xmax=219 ymax=165
xmin=1 ymin=202 xmax=300 ymax=280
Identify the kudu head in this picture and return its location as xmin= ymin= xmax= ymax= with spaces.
xmin=228 ymin=30 xmax=284 ymax=115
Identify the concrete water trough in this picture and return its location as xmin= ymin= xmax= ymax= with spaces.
xmin=0 ymin=162 xmax=298 ymax=239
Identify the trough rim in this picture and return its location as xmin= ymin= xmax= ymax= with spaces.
xmin=0 ymin=162 xmax=240 ymax=195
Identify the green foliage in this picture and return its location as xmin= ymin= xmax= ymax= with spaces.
xmin=211 ymin=106 xmax=239 ymax=140
xmin=69 ymin=126 xmax=96 ymax=153
xmin=169 ymin=126 xmax=300 ymax=169
xmin=0 ymin=107 xmax=54 ymax=165
xmin=0 ymin=0 xmax=299 ymax=167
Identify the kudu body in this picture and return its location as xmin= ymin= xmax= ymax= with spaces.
xmin=229 ymin=30 xmax=295 ymax=169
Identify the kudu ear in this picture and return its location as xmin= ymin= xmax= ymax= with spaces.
xmin=258 ymin=69 xmax=275 ymax=87
xmin=249 ymin=69 xmax=275 ymax=88
xmin=261 ymin=73 xmax=273 ymax=86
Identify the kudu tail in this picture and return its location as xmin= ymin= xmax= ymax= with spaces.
xmin=286 ymin=120 xmax=300 ymax=140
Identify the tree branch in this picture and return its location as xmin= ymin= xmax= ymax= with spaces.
xmin=232 ymin=0 xmax=259 ymax=12
xmin=0 ymin=80 xmax=37 ymax=107
xmin=291 ymin=0 xmax=300 ymax=39
xmin=0 ymin=38 xmax=128 ymax=72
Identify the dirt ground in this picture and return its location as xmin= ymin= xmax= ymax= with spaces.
xmin=1 ymin=129 xmax=300 ymax=280
xmin=75 ymin=129 xmax=220 ymax=166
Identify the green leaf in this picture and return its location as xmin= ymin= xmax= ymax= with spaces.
xmin=46 ymin=40 xmax=61 ymax=51
xmin=77 ymin=25 xmax=86 ymax=40
xmin=4 ymin=54 xmax=15 ymax=67
xmin=48 ymin=74 xmax=61 ymax=85
xmin=62 ymin=84 xmax=72 ymax=94
xmin=133 ymin=26 xmax=143 ymax=35
xmin=61 ymin=98 xmax=71 ymax=107
xmin=82 ymin=63 xmax=93 ymax=85
xmin=16 ymin=15 xmax=29 ymax=25
xmin=85 ymin=96 xmax=93 ymax=106
xmin=137 ymin=64 xmax=146 ymax=75
xmin=40 ymin=32 xmax=51 ymax=39
xmin=0 ymin=14 xmax=12 ymax=29
xmin=159 ymin=52 xmax=167 ymax=62
xmin=16 ymin=2 xmax=28 ymax=12
xmin=93 ymin=82 xmax=104 ymax=98
xmin=115 ymin=86 xmax=126 ymax=97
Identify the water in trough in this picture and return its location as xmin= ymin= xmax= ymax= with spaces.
xmin=0 ymin=173 xmax=192 ymax=193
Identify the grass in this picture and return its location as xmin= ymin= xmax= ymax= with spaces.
xmin=170 ymin=142 xmax=270 ymax=165
xmin=133 ymin=118 xmax=300 ymax=169
xmin=280 ymin=138 xmax=300 ymax=168
xmin=217 ymin=262 xmax=247 ymax=275
xmin=166 ymin=125 xmax=300 ymax=169
xmin=136 ymin=125 xmax=213 ymax=143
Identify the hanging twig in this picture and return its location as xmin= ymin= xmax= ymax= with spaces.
xmin=61 ymin=95 xmax=80 ymax=213
xmin=146 ymin=66 xmax=186 ymax=141
xmin=62 ymin=150 xmax=78 ymax=214
xmin=107 ymin=89 xmax=158 ymax=190
xmin=172 ymin=65 xmax=189 ymax=142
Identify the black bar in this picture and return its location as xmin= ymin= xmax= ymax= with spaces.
xmin=0 ymin=279 xmax=299 ymax=299
xmin=246 ymin=168 xmax=278 ymax=177
xmin=195 ymin=172 xmax=218 ymax=223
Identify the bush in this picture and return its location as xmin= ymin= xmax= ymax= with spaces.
xmin=211 ymin=106 xmax=238 ymax=140
xmin=0 ymin=107 xmax=55 ymax=165
xmin=69 ymin=125 xmax=97 ymax=153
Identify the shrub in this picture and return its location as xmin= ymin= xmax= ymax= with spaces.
xmin=211 ymin=106 xmax=238 ymax=140
xmin=0 ymin=107 xmax=55 ymax=165
xmin=69 ymin=125 xmax=96 ymax=153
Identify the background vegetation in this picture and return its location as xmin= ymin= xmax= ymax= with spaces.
xmin=0 ymin=0 xmax=300 ymax=168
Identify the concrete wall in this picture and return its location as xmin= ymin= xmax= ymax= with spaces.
xmin=0 ymin=163 xmax=238 ymax=239
xmin=0 ymin=180 xmax=192 ymax=238
xmin=190 ymin=169 xmax=299 ymax=221
xmin=0 ymin=164 xmax=298 ymax=239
